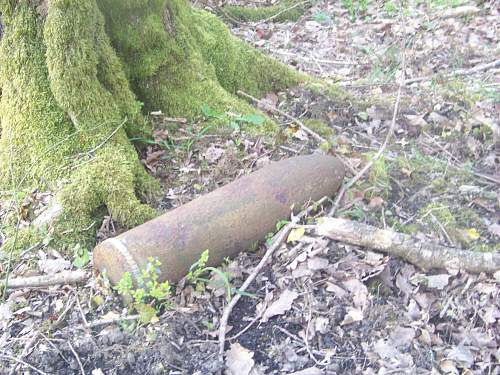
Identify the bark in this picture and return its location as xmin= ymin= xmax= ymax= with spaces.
xmin=0 ymin=0 xmax=303 ymax=253
xmin=317 ymin=217 xmax=500 ymax=274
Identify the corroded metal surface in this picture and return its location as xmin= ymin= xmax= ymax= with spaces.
xmin=93 ymin=155 xmax=345 ymax=284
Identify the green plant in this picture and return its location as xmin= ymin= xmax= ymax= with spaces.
xmin=313 ymin=11 xmax=332 ymax=24
xmin=115 ymin=257 xmax=172 ymax=323
xmin=342 ymin=0 xmax=369 ymax=20
xmin=384 ymin=1 xmax=397 ymax=16
xmin=187 ymin=249 xmax=233 ymax=301
xmin=187 ymin=250 xmax=256 ymax=302
xmin=72 ymin=244 xmax=90 ymax=268
xmin=265 ymin=219 xmax=290 ymax=245
xmin=202 ymin=105 xmax=265 ymax=132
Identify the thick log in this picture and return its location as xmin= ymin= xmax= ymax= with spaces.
xmin=317 ymin=217 xmax=500 ymax=274
xmin=94 ymin=155 xmax=345 ymax=284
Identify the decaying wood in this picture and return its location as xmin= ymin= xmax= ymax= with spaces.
xmin=1 ymin=270 xmax=87 ymax=290
xmin=317 ymin=217 xmax=500 ymax=274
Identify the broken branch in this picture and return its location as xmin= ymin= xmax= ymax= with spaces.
xmin=317 ymin=217 xmax=500 ymax=274
xmin=1 ymin=270 xmax=87 ymax=290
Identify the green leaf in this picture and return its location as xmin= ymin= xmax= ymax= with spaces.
xmin=72 ymin=247 xmax=90 ymax=268
xmin=238 ymin=114 xmax=265 ymax=126
xmin=136 ymin=303 xmax=158 ymax=324
xmin=201 ymin=105 xmax=223 ymax=119
xmin=313 ymin=11 xmax=332 ymax=24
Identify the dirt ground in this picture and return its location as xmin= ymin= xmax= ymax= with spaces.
xmin=0 ymin=0 xmax=499 ymax=374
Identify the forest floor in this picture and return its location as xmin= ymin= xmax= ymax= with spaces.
xmin=0 ymin=0 xmax=499 ymax=374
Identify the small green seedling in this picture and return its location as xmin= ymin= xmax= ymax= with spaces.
xmin=115 ymin=257 xmax=172 ymax=323
xmin=72 ymin=244 xmax=90 ymax=268
xmin=187 ymin=250 xmax=255 ymax=302
xmin=187 ymin=249 xmax=233 ymax=301
xmin=202 ymin=105 xmax=265 ymax=132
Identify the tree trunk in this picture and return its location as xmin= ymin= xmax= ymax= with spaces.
xmin=0 ymin=0 xmax=303 ymax=252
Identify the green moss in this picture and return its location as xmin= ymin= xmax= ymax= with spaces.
xmin=222 ymin=0 xmax=307 ymax=23
xmin=367 ymin=155 xmax=390 ymax=199
xmin=419 ymin=202 xmax=456 ymax=230
xmin=0 ymin=0 xmax=305 ymax=254
xmin=302 ymin=119 xmax=334 ymax=138
xmin=0 ymin=1 xmax=158 ymax=253
xmin=99 ymin=0 xmax=304 ymax=125
xmin=395 ymin=150 xmax=472 ymax=190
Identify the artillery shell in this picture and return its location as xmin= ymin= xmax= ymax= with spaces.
xmin=93 ymin=154 xmax=344 ymax=284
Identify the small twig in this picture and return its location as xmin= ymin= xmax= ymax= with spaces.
xmin=86 ymin=117 xmax=127 ymax=156
xmin=77 ymin=314 xmax=140 ymax=329
xmin=429 ymin=213 xmax=455 ymax=247
xmin=75 ymin=294 xmax=88 ymax=327
xmin=8 ymin=331 xmax=41 ymax=375
xmin=405 ymin=58 xmax=500 ymax=85
xmin=272 ymin=51 xmax=357 ymax=65
xmin=68 ymin=341 xmax=85 ymax=375
xmin=218 ymin=197 xmax=327 ymax=361
xmin=0 ymin=355 xmax=49 ymax=375
xmin=228 ymin=310 xmax=264 ymax=341
xmin=237 ymin=90 xmax=326 ymax=144
xmin=255 ymin=0 xmax=309 ymax=25
xmin=423 ymin=131 xmax=500 ymax=185
xmin=1 ymin=270 xmax=87 ymax=290
xmin=328 ymin=78 xmax=403 ymax=216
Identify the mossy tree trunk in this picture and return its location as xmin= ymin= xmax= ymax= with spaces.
xmin=0 ymin=0 xmax=303 ymax=251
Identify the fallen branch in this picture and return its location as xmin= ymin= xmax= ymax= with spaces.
xmin=316 ymin=217 xmax=500 ymax=274
xmin=237 ymin=90 xmax=327 ymax=144
xmin=218 ymin=197 xmax=328 ymax=361
xmin=1 ymin=270 xmax=87 ymax=290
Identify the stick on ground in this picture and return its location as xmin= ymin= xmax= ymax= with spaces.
xmin=317 ymin=217 xmax=500 ymax=274
xmin=217 ymin=197 xmax=328 ymax=361
xmin=237 ymin=90 xmax=327 ymax=144
xmin=1 ymin=270 xmax=87 ymax=290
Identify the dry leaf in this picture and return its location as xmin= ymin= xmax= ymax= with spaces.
xmin=204 ymin=146 xmax=224 ymax=163
xmin=261 ymin=289 xmax=299 ymax=322
xmin=226 ymin=343 xmax=255 ymax=375
xmin=38 ymin=258 xmax=71 ymax=274
xmin=341 ymin=307 xmax=363 ymax=325
xmin=426 ymin=274 xmax=450 ymax=290
xmin=440 ymin=5 xmax=480 ymax=19
xmin=373 ymin=339 xmax=400 ymax=359
xmin=307 ymin=257 xmax=329 ymax=270
xmin=487 ymin=224 xmax=500 ymax=238
xmin=447 ymin=344 xmax=474 ymax=367
xmin=287 ymin=227 xmax=305 ymax=243
xmin=390 ymin=327 xmax=416 ymax=349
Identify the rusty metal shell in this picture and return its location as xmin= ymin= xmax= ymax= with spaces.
xmin=93 ymin=155 xmax=345 ymax=284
